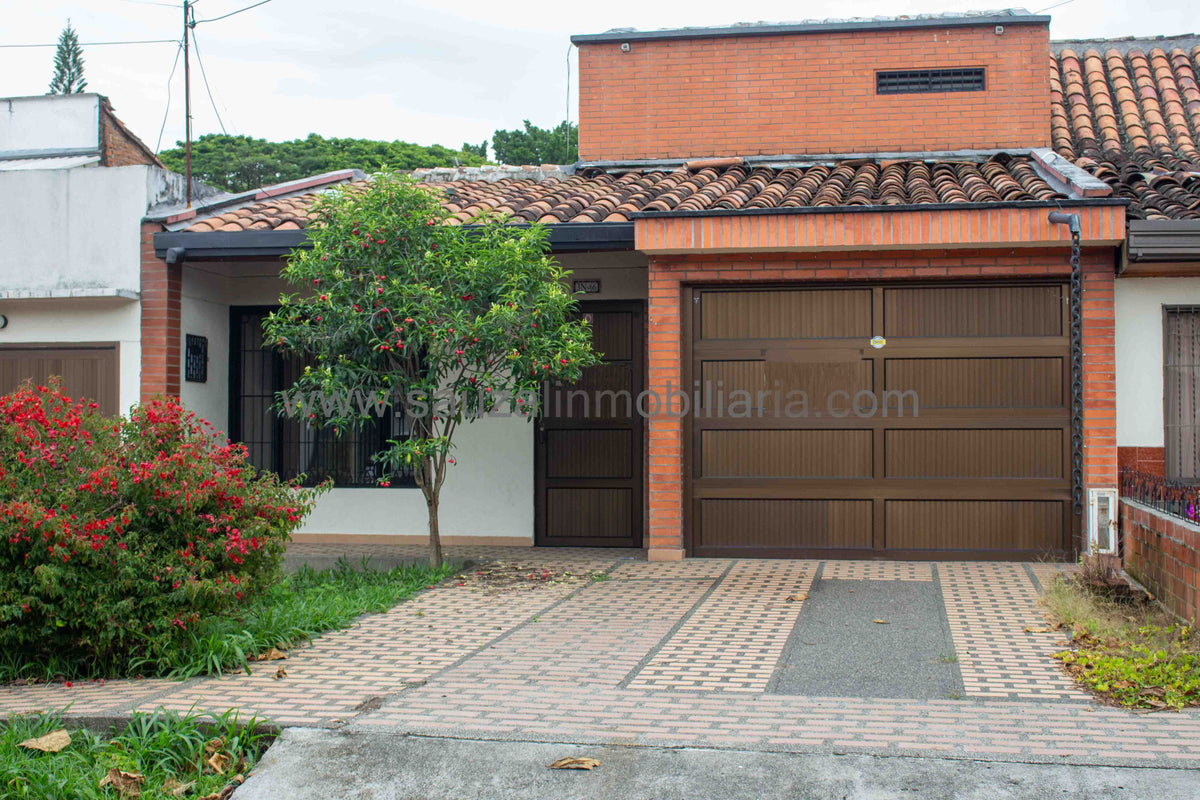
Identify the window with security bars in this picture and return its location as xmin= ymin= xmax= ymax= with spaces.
xmin=230 ymin=307 xmax=414 ymax=488
xmin=876 ymin=68 xmax=986 ymax=95
xmin=1164 ymin=306 xmax=1200 ymax=481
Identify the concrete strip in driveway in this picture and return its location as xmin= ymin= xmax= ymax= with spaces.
xmin=233 ymin=728 xmax=1200 ymax=800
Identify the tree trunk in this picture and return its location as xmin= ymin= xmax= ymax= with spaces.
xmin=426 ymin=491 xmax=443 ymax=568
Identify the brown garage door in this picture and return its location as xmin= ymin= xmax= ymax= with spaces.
xmin=686 ymin=282 xmax=1073 ymax=559
xmin=0 ymin=344 xmax=119 ymax=415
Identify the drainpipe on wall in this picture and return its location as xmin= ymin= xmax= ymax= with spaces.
xmin=1048 ymin=212 xmax=1085 ymax=535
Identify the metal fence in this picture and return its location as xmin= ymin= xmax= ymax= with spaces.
xmin=1119 ymin=466 xmax=1200 ymax=523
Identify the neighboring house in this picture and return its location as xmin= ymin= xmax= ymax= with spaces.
xmin=0 ymin=94 xmax=201 ymax=414
xmin=1049 ymin=38 xmax=1200 ymax=481
xmin=147 ymin=9 xmax=1145 ymax=562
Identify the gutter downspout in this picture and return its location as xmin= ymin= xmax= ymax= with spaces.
xmin=1048 ymin=212 xmax=1085 ymax=542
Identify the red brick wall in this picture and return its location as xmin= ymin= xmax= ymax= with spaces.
xmin=578 ymin=23 xmax=1050 ymax=161
xmin=645 ymin=246 xmax=1117 ymax=558
xmin=140 ymin=222 xmax=181 ymax=399
xmin=1121 ymin=500 xmax=1200 ymax=623
xmin=99 ymin=102 xmax=161 ymax=167
xmin=1119 ymin=446 xmax=1166 ymax=477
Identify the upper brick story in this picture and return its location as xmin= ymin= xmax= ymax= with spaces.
xmin=572 ymin=10 xmax=1052 ymax=161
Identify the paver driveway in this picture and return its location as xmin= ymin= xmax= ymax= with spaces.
xmin=4 ymin=546 xmax=1200 ymax=767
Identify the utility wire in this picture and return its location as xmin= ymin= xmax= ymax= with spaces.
xmin=119 ymin=0 xmax=181 ymax=8
xmin=154 ymin=39 xmax=186 ymax=154
xmin=0 ymin=39 xmax=177 ymax=48
xmin=1034 ymin=0 xmax=1075 ymax=12
xmin=193 ymin=0 xmax=272 ymax=25
xmin=190 ymin=29 xmax=228 ymax=135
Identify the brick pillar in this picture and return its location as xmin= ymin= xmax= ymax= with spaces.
xmin=646 ymin=259 xmax=684 ymax=560
xmin=1081 ymin=253 xmax=1118 ymax=491
xmin=140 ymin=221 xmax=181 ymax=399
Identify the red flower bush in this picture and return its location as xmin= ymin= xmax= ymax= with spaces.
xmin=0 ymin=382 xmax=324 ymax=675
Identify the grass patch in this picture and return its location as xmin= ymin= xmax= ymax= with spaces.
xmin=0 ymin=708 xmax=268 ymax=799
xmin=1043 ymin=574 xmax=1200 ymax=709
xmin=2 ymin=559 xmax=453 ymax=683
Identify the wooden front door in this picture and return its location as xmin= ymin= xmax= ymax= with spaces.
xmin=535 ymin=301 xmax=644 ymax=548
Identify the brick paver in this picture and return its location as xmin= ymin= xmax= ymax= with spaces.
xmin=4 ymin=547 xmax=1199 ymax=768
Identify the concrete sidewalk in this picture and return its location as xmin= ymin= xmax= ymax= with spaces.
xmin=233 ymin=728 xmax=1200 ymax=800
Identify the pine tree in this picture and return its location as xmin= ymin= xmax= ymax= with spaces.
xmin=48 ymin=21 xmax=87 ymax=95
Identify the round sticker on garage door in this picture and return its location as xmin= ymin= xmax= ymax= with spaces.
xmin=870 ymin=336 xmax=886 ymax=349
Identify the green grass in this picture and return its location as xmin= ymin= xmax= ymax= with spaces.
xmin=2 ymin=559 xmax=454 ymax=683
xmin=0 ymin=709 xmax=269 ymax=799
xmin=1043 ymin=575 xmax=1200 ymax=709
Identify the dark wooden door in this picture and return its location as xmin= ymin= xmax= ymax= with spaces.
xmin=686 ymin=282 xmax=1073 ymax=560
xmin=0 ymin=344 xmax=119 ymax=415
xmin=535 ymin=301 xmax=644 ymax=547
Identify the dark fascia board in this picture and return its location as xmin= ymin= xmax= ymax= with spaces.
xmin=1127 ymin=219 xmax=1200 ymax=262
xmin=630 ymin=197 xmax=1128 ymax=220
xmin=571 ymin=14 xmax=1050 ymax=45
xmin=152 ymin=223 xmax=635 ymax=260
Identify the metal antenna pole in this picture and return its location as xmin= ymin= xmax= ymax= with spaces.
xmin=183 ymin=0 xmax=192 ymax=207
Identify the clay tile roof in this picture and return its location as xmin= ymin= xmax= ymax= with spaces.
xmin=1052 ymin=38 xmax=1200 ymax=218
xmin=180 ymin=156 xmax=1065 ymax=234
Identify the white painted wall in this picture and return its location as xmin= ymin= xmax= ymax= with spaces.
xmin=0 ymin=297 xmax=141 ymax=412
xmin=1115 ymin=275 xmax=1200 ymax=447
xmin=180 ymin=266 xmax=232 ymax=433
xmin=0 ymin=166 xmax=186 ymax=294
xmin=1 ymin=94 xmax=99 ymax=153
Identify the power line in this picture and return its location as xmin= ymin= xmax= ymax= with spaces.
xmin=190 ymin=29 xmax=227 ymax=135
xmin=154 ymin=39 xmax=186 ymax=154
xmin=193 ymin=0 xmax=272 ymax=25
xmin=118 ymin=0 xmax=181 ymax=8
xmin=0 ymin=39 xmax=178 ymax=48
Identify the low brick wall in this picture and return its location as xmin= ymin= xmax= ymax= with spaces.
xmin=1120 ymin=499 xmax=1200 ymax=623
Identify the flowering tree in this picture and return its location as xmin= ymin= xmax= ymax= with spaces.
xmin=264 ymin=173 xmax=598 ymax=566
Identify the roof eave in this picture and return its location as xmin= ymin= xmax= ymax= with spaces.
xmin=1126 ymin=219 xmax=1200 ymax=263
xmin=630 ymin=197 xmax=1128 ymax=221
xmin=152 ymin=222 xmax=636 ymax=261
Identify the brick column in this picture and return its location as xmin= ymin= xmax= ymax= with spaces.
xmin=140 ymin=222 xmax=181 ymax=400
xmin=1081 ymin=255 xmax=1118 ymax=491
xmin=646 ymin=259 xmax=684 ymax=560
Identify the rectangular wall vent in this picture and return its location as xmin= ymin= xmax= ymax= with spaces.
xmin=876 ymin=68 xmax=986 ymax=95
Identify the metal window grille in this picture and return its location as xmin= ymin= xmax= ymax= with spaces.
xmin=230 ymin=307 xmax=414 ymax=488
xmin=185 ymin=334 xmax=208 ymax=383
xmin=1164 ymin=306 xmax=1200 ymax=481
xmin=876 ymin=68 xmax=986 ymax=95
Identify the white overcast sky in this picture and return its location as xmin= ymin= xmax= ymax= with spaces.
xmin=1 ymin=1 xmax=1196 ymax=154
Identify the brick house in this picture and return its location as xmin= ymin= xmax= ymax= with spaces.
xmin=11 ymin=12 xmax=1200 ymax=586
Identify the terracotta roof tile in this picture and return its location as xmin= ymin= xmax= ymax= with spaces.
xmin=180 ymin=156 xmax=1063 ymax=234
xmin=1052 ymin=42 xmax=1200 ymax=219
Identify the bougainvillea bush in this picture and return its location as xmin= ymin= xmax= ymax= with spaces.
xmin=0 ymin=383 xmax=323 ymax=677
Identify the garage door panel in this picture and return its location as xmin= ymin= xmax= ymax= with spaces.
xmin=689 ymin=282 xmax=1072 ymax=559
xmin=885 ymin=500 xmax=1064 ymax=551
xmin=885 ymin=357 xmax=1064 ymax=409
xmin=885 ymin=429 xmax=1063 ymax=478
xmin=701 ymin=429 xmax=873 ymax=478
xmin=699 ymin=498 xmax=873 ymax=549
xmin=0 ymin=346 xmax=118 ymax=415
xmin=700 ymin=359 xmax=872 ymax=414
xmin=884 ymin=285 xmax=1063 ymax=338
xmin=700 ymin=288 xmax=872 ymax=340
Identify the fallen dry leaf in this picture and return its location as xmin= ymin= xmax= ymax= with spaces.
xmin=547 ymin=756 xmax=601 ymax=770
xmin=206 ymin=751 xmax=231 ymax=776
xmin=274 ymin=665 xmax=287 ymax=680
xmin=872 ymin=619 xmax=889 ymax=625
xmin=785 ymin=593 xmax=807 ymax=602
xmin=163 ymin=778 xmax=195 ymax=797
xmin=251 ymin=647 xmax=288 ymax=662
xmin=18 ymin=729 xmax=71 ymax=753
xmin=98 ymin=768 xmax=144 ymax=798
